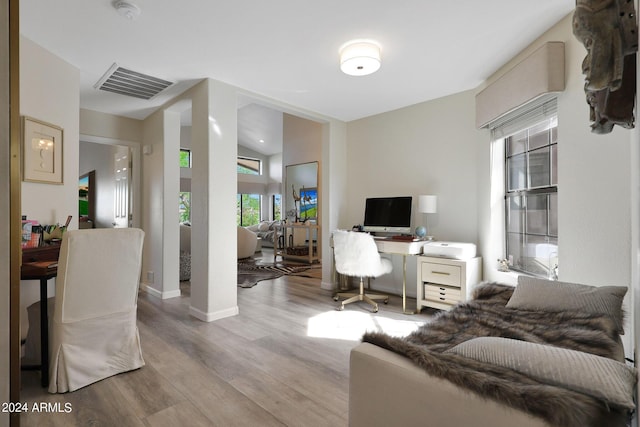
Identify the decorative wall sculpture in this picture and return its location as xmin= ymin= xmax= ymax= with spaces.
xmin=573 ymin=0 xmax=638 ymax=134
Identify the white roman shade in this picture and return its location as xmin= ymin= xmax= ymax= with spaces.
xmin=476 ymin=42 xmax=565 ymax=129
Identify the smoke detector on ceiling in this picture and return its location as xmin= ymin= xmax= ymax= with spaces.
xmin=114 ymin=1 xmax=141 ymax=20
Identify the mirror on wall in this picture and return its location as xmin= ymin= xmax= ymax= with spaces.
xmin=285 ymin=161 xmax=318 ymax=223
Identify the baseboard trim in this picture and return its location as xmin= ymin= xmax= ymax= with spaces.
xmin=320 ymin=281 xmax=334 ymax=291
xmin=140 ymin=283 xmax=181 ymax=300
xmin=189 ymin=305 xmax=239 ymax=322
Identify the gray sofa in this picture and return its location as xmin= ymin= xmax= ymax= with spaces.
xmin=350 ymin=277 xmax=635 ymax=427
xmin=245 ymin=220 xmax=281 ymax=248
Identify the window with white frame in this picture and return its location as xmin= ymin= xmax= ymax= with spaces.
xmin=492 ymin=98 xmax=558 ymax=278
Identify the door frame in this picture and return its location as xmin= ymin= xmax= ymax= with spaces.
xmin=79 ymin=135 xmax=141 ymax=229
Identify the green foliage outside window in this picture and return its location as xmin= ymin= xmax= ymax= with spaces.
xmin=237 ymin=194 xmax=260 ymax=226
xmin=273 ymin=194 xmax=281 ymax=221
xmin=180 ymin=149 xmax=191 ymax=168
xmin=179 ymin=192 xmax=191 ymax=223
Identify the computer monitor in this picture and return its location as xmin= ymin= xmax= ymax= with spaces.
xmin=362 ymin=196 xmax=412 ymax=234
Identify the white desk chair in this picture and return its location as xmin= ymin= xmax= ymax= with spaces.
xmin=332 ymin=230 xmax=392 ymax=313
xmin=48 ymin=228 xmax=145 ymax=393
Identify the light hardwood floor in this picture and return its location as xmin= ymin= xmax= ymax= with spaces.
xmin=20 ymin=253 xmax=432 ymax=427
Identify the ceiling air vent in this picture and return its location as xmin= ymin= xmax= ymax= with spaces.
xmin=94 ymin=63 xmax=173 ymax=100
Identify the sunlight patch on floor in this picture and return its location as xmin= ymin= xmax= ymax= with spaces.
xmin=307 ymin=310 xmax=426 ymax=341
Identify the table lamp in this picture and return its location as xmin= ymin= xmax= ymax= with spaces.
xmin=416 ymin=195 xmax=437 ymax=239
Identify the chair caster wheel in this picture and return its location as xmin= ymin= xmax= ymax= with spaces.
xmin=337 ymin=305 xmax=345 ymax=311
xmin=373 ymin=306 xmax=379 ymax=313
xmin=333 ymin=296 xmax=339 ymax=301
xmin=384 ymin=299 xmax=389 ymax=304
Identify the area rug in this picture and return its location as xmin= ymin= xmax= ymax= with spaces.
xmin=237 ymin=259 xmax=321 ymax=288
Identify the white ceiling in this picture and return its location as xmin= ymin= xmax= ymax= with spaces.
xmin=20 ymin=0 xmax=575 ymax=154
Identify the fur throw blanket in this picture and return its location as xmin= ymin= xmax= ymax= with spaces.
xmin=363 ymin=283 xmax=628 ymax=427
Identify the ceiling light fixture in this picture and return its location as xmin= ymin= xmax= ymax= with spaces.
xmin=114 ymin=1 xmax=141 ymax=20
xmin=339 ymin=40 xmax=381 ymax=76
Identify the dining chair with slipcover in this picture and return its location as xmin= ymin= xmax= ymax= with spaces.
xmin=46 ymin=228 xmax=145 ymax=393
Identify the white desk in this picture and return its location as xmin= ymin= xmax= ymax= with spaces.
xmin=374 ymin=238 xmax=424 ymax=314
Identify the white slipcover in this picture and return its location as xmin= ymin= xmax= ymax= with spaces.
xmin=48 ymin=228 xmax=145 ymax=393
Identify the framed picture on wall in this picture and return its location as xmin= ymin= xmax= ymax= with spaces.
xmin=22 ymin=116 xmax=64 ymax=184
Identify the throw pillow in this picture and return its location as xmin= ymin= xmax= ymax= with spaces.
xmin=506 ymin=276 xmax=627 ymax=334
xmin=258 ymin=221 xmax=270 ymax=232
xmin=447 ymin=337 xmax=637 ymax=410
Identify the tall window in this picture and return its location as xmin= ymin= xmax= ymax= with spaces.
xmin=237 ymin=157 xmax=261 ymax=175
xmin=504 ymin=114 xmax=558 ymax=277
xmin=237 ymin=194 xmax=261 ymax=226
xmin=491 ymin=98 xmax=558 ymax=278
xmin=273 ymin=194 xmax=282 ymax=220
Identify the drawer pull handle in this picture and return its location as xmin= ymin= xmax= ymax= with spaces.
xmin=439 ymin=297 xmax=445 ymax=301
xmin=431 ymin=271 xmax=450 ymax=276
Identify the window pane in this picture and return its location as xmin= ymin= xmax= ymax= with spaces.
xmin=273 ymin=194 xmax=282 ymax=221
xmin=524 ymin=235 xmax=558 ymax=278
xmin=238 ymin=194 xmax=261 ymax=226
xmin=180 ymin=150 xmax=191 ymax=168
xmin=528 ymin=121 xmax=551 ymax=150
xmin=507 ymin=153 xmax=527 ymax=191
xmin=238 ymin=157 xmax=261 ymax=175
xmin=550 ymin=144 xmax=558 ymax=185
xmin=528 ymin=147 xmax=550 ymax=188
xmin=506 ymin=195 xmax=523 ymax=233
xmin=549 ymin=193 xmax=558 ymax=237
xmin=179 ymin=192 xmax=191 ymax=223
xmin=507 ymin=130 xmax=527 ymax=156
xmin=506 ymin=232 xmax=524 ymax=270
xmin=526 ymin=194 xmax=547 ymax=235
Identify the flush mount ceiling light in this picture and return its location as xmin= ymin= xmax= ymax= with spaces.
xmin=339 ymin=40 xmax=381 ymax=76
xmin=114 ymin=1 xmax=141 ymax=20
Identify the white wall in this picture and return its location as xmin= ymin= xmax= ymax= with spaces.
xmin=345 ymin=90 xmax=481 ymax=297
xmin=141 ymin=109 xmax=168 ymax=296
xmin=19 ymin=36 xmax=79 ymax=326
xmin=80 ymin=108 xmax=142 ymax=142
xmin=20 ymin=36 xmax=79 ymax=228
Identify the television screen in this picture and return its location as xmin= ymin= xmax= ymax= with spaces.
xmin=363 ymin=196 xmax=412 ymax=233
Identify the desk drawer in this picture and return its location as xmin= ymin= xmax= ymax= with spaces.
xmin=424 ymin=283 xmax=461 ymax=299
xmin=421 ymin=263 xmax=461 ymax=287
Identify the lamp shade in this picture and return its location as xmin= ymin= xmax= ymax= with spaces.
xmin=340 ymin=41 xmax=381 ymax=76
xmin=418 ymin=195 xmax=437 ymax=214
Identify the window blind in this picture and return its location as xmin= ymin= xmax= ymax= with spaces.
xmin=490 ymin=96 xmax=558 ymax=140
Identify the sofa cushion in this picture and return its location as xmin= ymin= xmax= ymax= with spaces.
xmin=447 ymin=337 xmax=637 ymax=410
xmin=506 ymin=276 xmax=627 ymax=334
